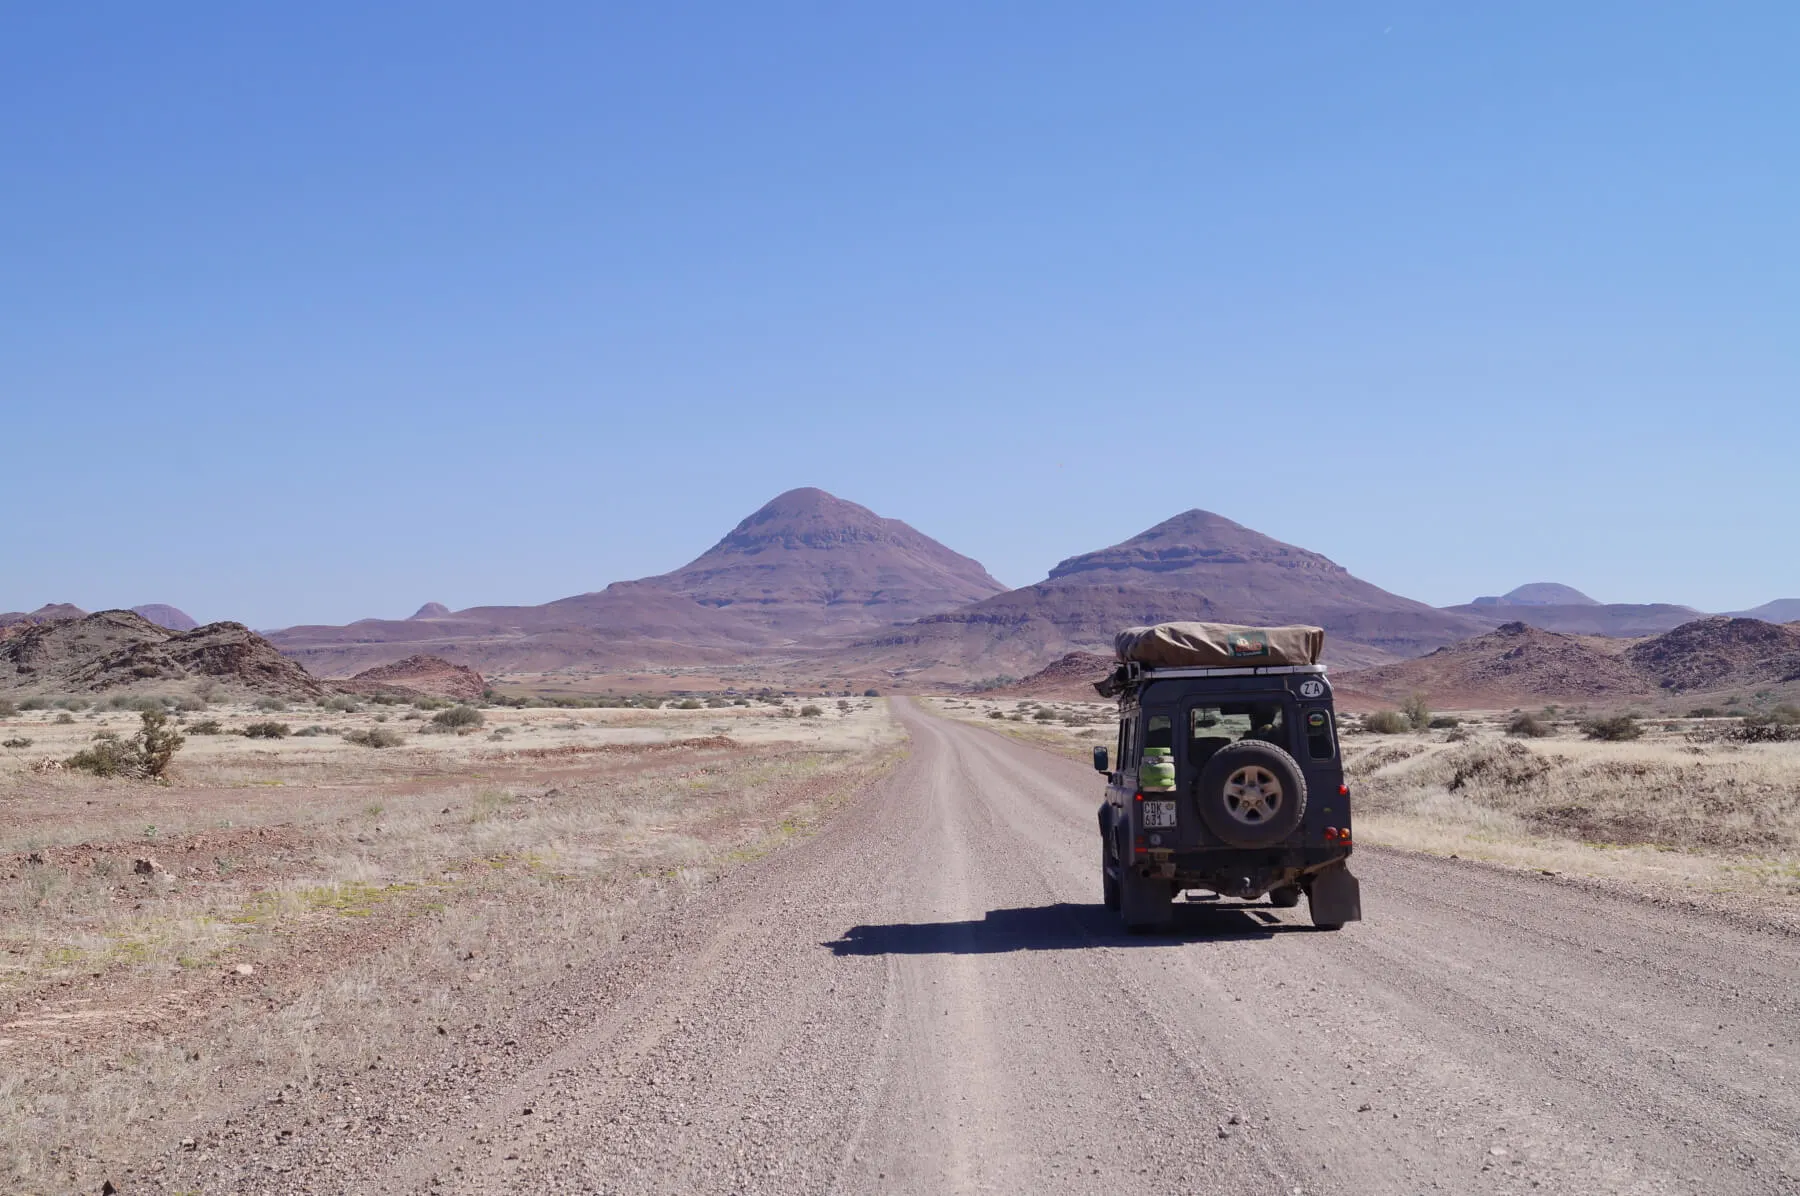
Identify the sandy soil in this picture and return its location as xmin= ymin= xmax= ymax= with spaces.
xmin=90 ymin=700 xmax=1800 ymax=1194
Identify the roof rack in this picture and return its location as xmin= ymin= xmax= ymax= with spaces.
xmin=1094 ymin=660 xmax=1328 ymax=698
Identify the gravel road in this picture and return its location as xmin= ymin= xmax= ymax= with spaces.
xmin=171 ymin=699 xmax=1800 ymax=1195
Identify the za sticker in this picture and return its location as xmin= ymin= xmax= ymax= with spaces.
xmin=1299 ymin=679 xmax=1326 ymax=698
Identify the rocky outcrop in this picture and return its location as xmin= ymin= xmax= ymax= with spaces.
xmin=0 ymin=611 xmax=327 ymax=699
xmin=342 ymin=655 xmax=486 ymax=701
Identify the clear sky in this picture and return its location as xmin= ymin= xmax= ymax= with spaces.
xmin=4 ymin=2 xmax=1796 ymax=628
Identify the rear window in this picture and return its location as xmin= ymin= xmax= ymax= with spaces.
xmin=1304 ymin=708 xmax=1337 ymax=760
xmin=1187 ymin=702 xmax=1286 ymax=770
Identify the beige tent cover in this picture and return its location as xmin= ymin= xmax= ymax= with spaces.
xmin=1114 ymin=622 xmax=1325 ymax=668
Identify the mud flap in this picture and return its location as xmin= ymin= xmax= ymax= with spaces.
xmin=1307 ymin=864 xmax=1362 ymax=926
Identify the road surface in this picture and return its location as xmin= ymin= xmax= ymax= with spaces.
xmin=190 ymin=698 xmax=1800 ymax=1194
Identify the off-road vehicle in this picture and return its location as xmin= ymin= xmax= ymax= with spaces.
xmin=1093 ymin=622 xmax=1362 ymax=932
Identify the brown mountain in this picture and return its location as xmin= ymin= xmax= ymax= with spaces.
xmin=1624 ymin=617 xmax=1800 ymax=693
xmin=1339 ymin=616 xmax=1800 ymax=708
xmin=131 ymin=604 xmax=199 ymax=631
xmin=268 ymin=488 xmax=1005 ymax=676
xmin=1 ymin=610 xmax=326 ymax=699
xmin=1445 ymin=601 xmax=1702 ymax=638
xmin=834 ymin=510 xmax=1491 ymax=681
xmin=1337 ymin=622 xmax=1650 ymax=708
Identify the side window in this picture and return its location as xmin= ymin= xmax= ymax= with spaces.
xmin=1115 ymin=718 xmax=1127 ymax=771
xmin=1145 ymin=714 xmax=1172 ymax=750
xmin=1305 ymin=708 xmax=1337 ymax=760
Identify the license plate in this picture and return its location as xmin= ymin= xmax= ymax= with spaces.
xmin=1142 ymin=800 xmax=1177 ymax=829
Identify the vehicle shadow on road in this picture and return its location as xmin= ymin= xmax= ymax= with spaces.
xmin=823 ymin=901 xmax=1315 ymax=956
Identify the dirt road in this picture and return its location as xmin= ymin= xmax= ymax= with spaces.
xmin=170 ymin=699 xmax=1800 ymax=1194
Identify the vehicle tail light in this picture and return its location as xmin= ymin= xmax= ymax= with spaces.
xmin=1324 ymin=827 xmax=1339 ymax=840
xmin=1338 ymin=784 xmax=1349 ymax=797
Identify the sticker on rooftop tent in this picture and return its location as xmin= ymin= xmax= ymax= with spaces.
xmin=1227 ymin=631 xmax=1270 ymax=658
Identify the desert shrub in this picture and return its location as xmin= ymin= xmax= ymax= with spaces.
xmin=0 ymin=698 xmax=15 ymax=718
xmin=1033 ymin=709 xmax=1057 ymax=722
xmin=137 ymin=709 xmax=184 ymax=778
xmin=1363 ymin=711 xmax=1410 ymax=735
xmin=1401 ymin=694 xmax=1433 ymax=731
xmin=676 ymin=699 xmax=703 ymax=710
xmin=294 ymin=725 xmax=325 ymax=737
xmin=429 ymin=705 xmax=484 ymax=733
xmin=799 ymin=704 xmax=823 ymax=718
xmin=18 ymin=697 xmax=49 ymax=711
xmin=319 ymin=695 xmax=361 ymax=713
xmin=54 ymin=697 xmax=88 ymax=711
xmin=1507 ymin=713 xmax=1552 ymax=738
xmin=864 ymin=689 xmax=880 ymax=698
xmin=54 ymin=712 xmax=75 ymax=725
xmin=2 ymin=736 xmax=32 ymax=748
xmin=243 ymin=721 xmax=291 ymax=739
xmin=412 ymin=697 xmax=451 ymax=711
xmin=1686 ymin=707 xmax=1722 ymax=719
xmin=345 ymin=727 xmax=404 ymax=748
xmin=1444 ymin=726 xmax=1474 ymax=743
xmin=188 ymin=719 xmax=224 ymax=735
xmin=254 ymin=698 xmax=288 ymax=712
xmin=65 ymin=710 xmax=183 ymax=779
xmin=987 ymin=709 xmax=1007 ymax=719
xmin=1581 ymin=715 xmax=1642 ymax=742
xmin=66 ymin=734 xmax=138 ymax=777
xmin=174 ymin=695 xmax=207 ymax=712
xmin=639 ymin=698 xmax=665 ymax=710
xmin=1427 ymin=716 xmax=1461 ymax=730
xmin=1769 ymin=704 xmax=1800 ymax=725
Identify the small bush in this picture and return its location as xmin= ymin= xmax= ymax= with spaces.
xmin=987 ymin=709 xmax=1006 ymax=719
xmin=254 ymin=697 xmax=288 ymax=712
xmin=319 ymin=695 xmax=361 ymax=713
xmin=676 ymin=699 xmax=703 ymax=710
xmin=863 ymin=689 xmax=880 ymax=698
xmin=188 ymin=720 xmax=224 ymax=735
xmin=429 ymin=705 xmax=485 ymax=733
xmin=1507 ymin=713 xmax=1552 ymax=738
xmin=413 ymin=697 xmax=451 ymax=711
xmin=2 ymin=736 xmax=32 ymax=748
xmin=294 ymin=725 xmax=325 ymax=737
xmin=64 ymin=710 xmax=183 ymax=778
xmin=1363 ymin=711 xmax=1410 ymax=734
xmin=243 ymin=721 xmax=291 ymax=739
xmin=1581 ymin=715 xmax=1642 ymax=742
xmin=66 ymin=735 xmax=139 ymax=777
xmin=54 ymin=712 xmax=76 ymax=725
xmin=19 ymin=697 xmax=49 ymax=711
xmin=1427 ymin=716 xmax=1461 ymax=730
xmin=345 ymin=727 xmax=404 ymax=748
xmin=0 ymin=698 xmax=15 ymax=718
xmin=799 ymin=704 xmax=823 ymax=718
xmin=1686 ymin=706 xmax=1722 ymax=719
xmin=1401 ymin=693 xmax=1433 ymax=731
xmin=174 ymin=695 xmax=207 ymax=712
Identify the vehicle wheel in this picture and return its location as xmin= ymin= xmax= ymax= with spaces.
xmin=1102 ymin=837 xmax=1120 ymax=910
xmin=1268 ymin=885 xmax=1301 ymax=908
xmin=1194 ymin=741 xmax=1307 ymax=848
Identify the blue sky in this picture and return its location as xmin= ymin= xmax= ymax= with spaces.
xmin=4 ymin=2 xmax=1795 ymax=627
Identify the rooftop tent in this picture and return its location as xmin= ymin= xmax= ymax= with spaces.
xmin=1114 ymin=622 xmax=1325 ymax=669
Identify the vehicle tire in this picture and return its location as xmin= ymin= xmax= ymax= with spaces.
xmin=1268 ymin=885 xmax=1301 ymax=908
xmin=1194 ymin=741 xmax=1307 ymax=848
xmin=1102 ymin=836 xmax=1120 ymax=910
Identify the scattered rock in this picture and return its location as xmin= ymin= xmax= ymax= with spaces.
xmin=133 ymin=857 xmax=160 ymax=875
xmin=234 ymin=963 xmax=256 ymax=976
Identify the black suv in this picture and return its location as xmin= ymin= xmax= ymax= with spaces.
xmin=1094 ymin=660 xmax=1361 ymax=932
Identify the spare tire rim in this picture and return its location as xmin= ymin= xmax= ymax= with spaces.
xmin=1222 ymin=766 xmax=1284 ymax=825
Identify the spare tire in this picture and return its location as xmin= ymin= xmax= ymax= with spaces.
xmin=1195 ymin=740 xmax=1307 ymax=848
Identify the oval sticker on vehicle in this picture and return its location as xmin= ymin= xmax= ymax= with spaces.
xmin=1299 ymin=679 xmax=1326 ymax=698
